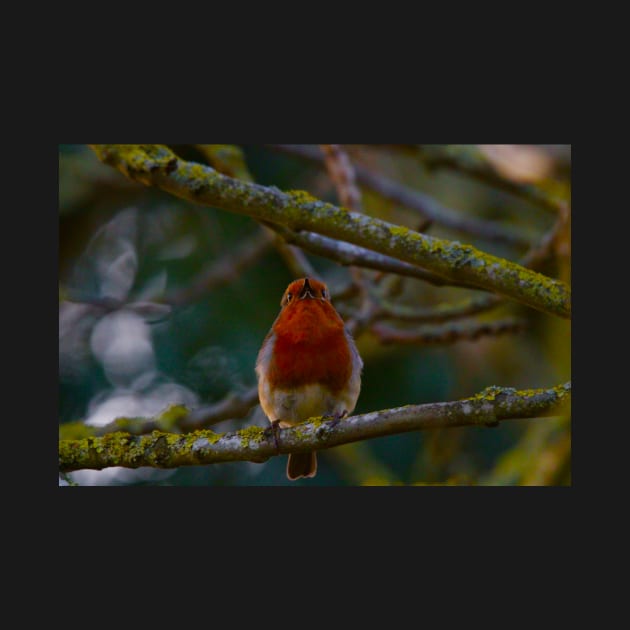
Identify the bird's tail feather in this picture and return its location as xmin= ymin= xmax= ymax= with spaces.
xmin=287 ymin=452 xmax=317 ymax=480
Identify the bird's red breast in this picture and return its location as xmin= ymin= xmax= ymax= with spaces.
xmin=267 ymin=295 xmax=352 ymax=393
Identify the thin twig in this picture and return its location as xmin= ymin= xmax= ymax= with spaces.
xmin=165 ymin=231 xmax=273 ymax=306
xmin=412 ymin=144 xmax=565 ymax=213
xmin=263 ymin=223 xmax=483 ymax=290
xmin=320 ymin=144 xmax=372 ymax=330
xmin=371 ymin=317 xmax=526 ymax=345
xmin=58 ymin=386 xmax=260 ymax=440
xmin=180 ymin=386 xmax=260 ymax=430
xmin=320 ymin=144 xmax=363 ymax=212
xmin=269 ymin=233 xmax=318 ymax=279
xmin=371 ymin=294 xmax=502 ymax=323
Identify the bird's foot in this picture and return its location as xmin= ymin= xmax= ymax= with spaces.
xmin=324 ymin=409 xmax=348 ymax=429
xmin=263 ymin=419 xmax=282 ymax=453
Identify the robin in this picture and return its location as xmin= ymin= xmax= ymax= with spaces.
xmin=256 ymin=277 xmax=363 ymax=480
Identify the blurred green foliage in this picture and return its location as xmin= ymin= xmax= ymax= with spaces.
xmin=59 ymin=144 xmax=571 ymax=486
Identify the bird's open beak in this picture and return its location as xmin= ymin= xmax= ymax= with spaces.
xmin=299 ymin=278 xmax=315 ymax=299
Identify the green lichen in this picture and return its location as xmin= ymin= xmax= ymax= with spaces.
xmin=293 ymin=425 xmax=310 ymax=439
xmin=238 ymin=425 xmax=266 ymax=447
xmin=91 ymin=145 xmax=179 ymax=186
xmin=286 ymin=189 xmax=321 ymax=206
xmin=112 ymin=416 xmax=145 ymax=432
xmin=59 ymin=427 xmax=227 ymax=472
xmin=155 ymin=404 xmax=189 ymax=431
xmin=473 ymin=385 xmax=513 ymax=401
xmin=516 ymin=389 xmax=539 ymax=399
xmin=307 ymin=416 xmax=326 ymax=429
xmin=464 ymin=383 xmax=570 ymax=417
xmin=187 ymin=429 xmax=223 ymax=446
xmin=388 ymin=224 xmax=427 ymax=243
xmin=100 ymin=432 xmax=137 ymax=460
xmin=59 ymin=422 xmax=95 ymax=441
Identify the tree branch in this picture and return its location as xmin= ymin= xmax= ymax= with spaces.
xmin=320 ymin=144 xmax=370 ymax=312
xmin=270 ymin=144 xmax=532 ymax=247
xmin=59 ymin=382 xmax=571 ymax=472
xmin=369 ymin=294 xmax=502 ymax=323
xmin=371 ymin=317 xmax=526 ymax=344
xmin=165 ymin=231 xmax=273 ymax=306
xmin=320 ymin=144 xmax=363 ymax=212
xmin=89 ymin=145 xmax=570 ymax=319
xmin=359 ymin=206 xmax=568 ymax=325
xmin=263 ymin=222 xmax=474 ymax=289
xmin=411 ymin=144 xmax=566 ymax=213
xmin=194 ymin=143 xmax=318 ymax=281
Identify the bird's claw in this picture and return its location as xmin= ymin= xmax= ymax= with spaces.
xmin=325 ymin=409 xmax=348 ymax=429
xmin=263 ymin=420 xmax=282 ymax=453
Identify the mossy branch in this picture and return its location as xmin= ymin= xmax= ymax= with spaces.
xmin=59 ymin=382 xmax=571 ymax=473
xmin=264 ymin=222 xmax=473 ymax=289
xmin=89 ymin=144 xmax=570 ymax=319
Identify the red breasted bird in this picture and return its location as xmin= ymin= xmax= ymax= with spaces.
xmin=256 ymin=277 xmax=363 ymax=480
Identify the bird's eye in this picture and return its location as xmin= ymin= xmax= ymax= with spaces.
xmin=286 ymin=292 xmax=293 ymax=304
xmin=321 ymin=289 xmax=328 ymax=299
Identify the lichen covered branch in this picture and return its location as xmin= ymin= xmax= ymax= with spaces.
xmin=264 ymin=222 xmax=473 ymax=288
xmin=59 ymin=382 xmax=571 ymax=472
xmin=89 ymin=145 xmax=571 ymax=319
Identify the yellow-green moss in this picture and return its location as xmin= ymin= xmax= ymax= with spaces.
xmin=293 ymin=425 xmax=310 ymax=439
xmin=193 ymin=430 xmax=223 ymax=445
xmin=59 ymin=422 xmax=95 ymax=441
xmin=155 ymin=404 xmax=189 ymax=431
xmin=389 ymin=224 xmax=424 ymax=241
xmin=286 ymin=189 xmax=320 ymax=205
xmin=91 ymin=145 xmax=179 ymax=186
xmin=238 ymin=425 xmax=266 ymax=447
xmin=307 ymin=416 xmax=327 ymax=429
xmin=465 ymin=382 xmax=570 ymax=412
xmin=471 ymin=385 xmax=511 ymax=402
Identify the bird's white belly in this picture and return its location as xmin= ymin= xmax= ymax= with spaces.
xmin=258 ymin=381 xmax=356 ymax=427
